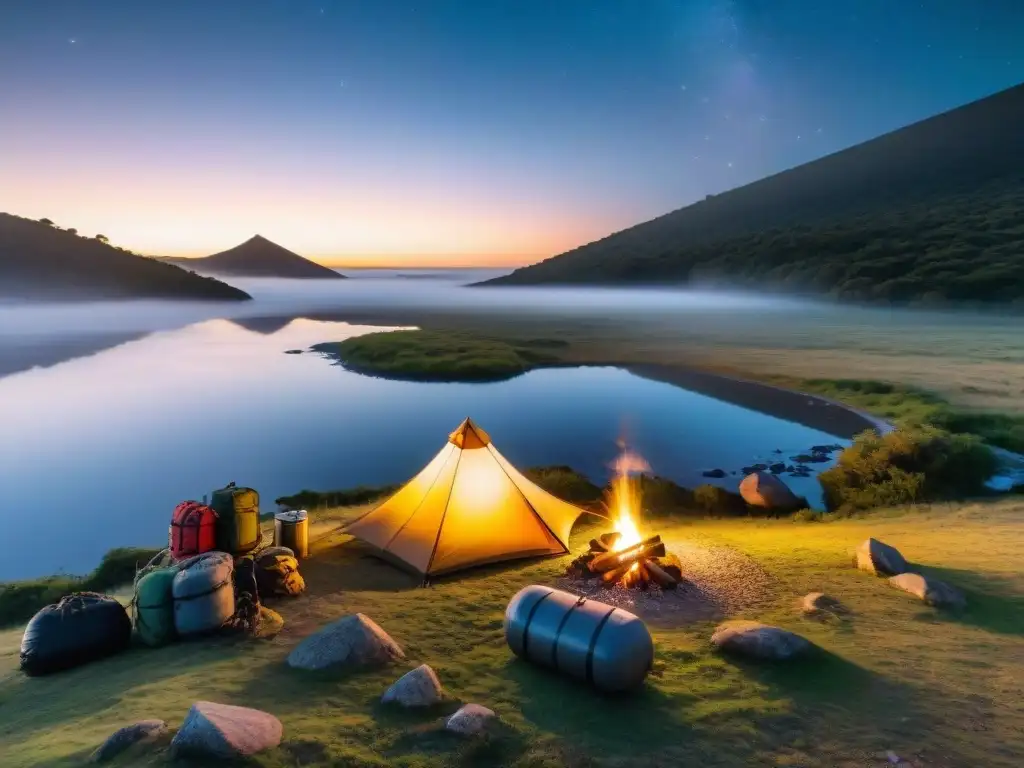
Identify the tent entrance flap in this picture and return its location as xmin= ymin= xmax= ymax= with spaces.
xmin=344 ymin=418 xmax=585 ymax=577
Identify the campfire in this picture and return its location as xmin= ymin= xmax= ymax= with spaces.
xmin=567 ymin=446 xmax=683 ymax=590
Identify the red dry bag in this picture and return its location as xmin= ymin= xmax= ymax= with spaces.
xmin=169 ymin=501 xmax=218 ymax=560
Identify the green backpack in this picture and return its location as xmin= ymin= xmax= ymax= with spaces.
xmin=210 ymin=482 xmax=262 ymax=556
xmin=133 ymin=552 xmax=180 ymax=647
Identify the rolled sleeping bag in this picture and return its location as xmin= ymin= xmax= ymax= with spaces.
xmin=504 ymin=585 xmax=654 ymax=692
xmin=20 ymin=592 xmax=132 ymax=676
xmin=172 ymin=552 xmax=235 ymax=637
xmin=134 ymin=565 xmax=180 ymax=647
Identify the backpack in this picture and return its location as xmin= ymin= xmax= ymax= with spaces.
xmin=227 ymin=557 xmax=262 ymax=636
xmin=210 ymin=482 xmax=261 ymax=556
xmin=255 ymin=547 xmax=306 ymax=598
xmin=169 ymin=501 xmax=218 ymax=561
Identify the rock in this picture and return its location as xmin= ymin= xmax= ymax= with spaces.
xmin=791 ymin=453 xmax=829 ymax=463
xmin=711 ymin=621 xmax=812 ymax=660
xmin=446 ymin=704 xmax=496 ymax=736
xmin=284 ymin=349 xmax=303 ymax=355
xmin=287 ymin=613 xmax=404 ymax=671
xmin=739 ymin=471 xmax=802 ymax=511
xmin=856 ymin=538 xmax=909 ymax=576
xmin=801 ymin=592 xmax=847 ymax=616
xmin=888 ymin=573 xmax=966 ymax=609
xmin=702 ymin=468 xmax=727 ymax=478
xmin=811 ymin=444 xmax=842 ymax=454
xmin=382 ymin=664 xmax=444 ymax=707
xmin=741 ymin=463 xmax=769 ymax=475
xmin=769 ymin=462 xmax=787 ymax=474
xmin=92 ymin=720 xmax=167 ymax=763
xmin=170 ymin=702 xmax=282 ymax=759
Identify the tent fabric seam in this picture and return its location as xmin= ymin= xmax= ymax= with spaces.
xmin=381 ymin=443 xmax=456 ymax=554
xmin=486 ymin=444 xmax=570 ymax=553
xmin=424 ymin=448 xmax=464 ymax=575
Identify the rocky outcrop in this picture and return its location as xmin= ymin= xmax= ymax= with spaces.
xmin=446 ymin=704 xmax=496 ymax=736
xmin=711 ymin=621 xmax=813 ymax=660
xmin=856 ymin=538 xmax=909 ymax=576
xmin=382 ymin=664 xmax=444 ymax=707
xmin=170 ymin=701 xmax=282 ymax=759
xmin=888 ymin=573 xmax=966 ymax=609
xmin=91 ymin=720 xmax=167 ymax=763
xmin=739 ymin=471 xmax=802 ymax=511
xmin=287 ymin=613 xmax=404 ymax=672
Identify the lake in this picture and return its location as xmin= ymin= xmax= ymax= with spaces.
xmin=0 ymin=313 xmax=846 ymax=580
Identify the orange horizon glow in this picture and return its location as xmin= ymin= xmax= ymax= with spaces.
xmin=5 ymin=166 xmax=628 ymax=269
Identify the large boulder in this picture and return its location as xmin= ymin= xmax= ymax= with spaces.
xmin=856 ymin=538 xmax=909 ymax=576
xmin=888 ymin=573 xmax=966 ymax=609
xmin=287 ymin=613 xmax=404 ymax=672
xmin=446 ymin=704 xmax=496 ymax=736
xmin=382 ymin=664 xmax=444 ymax=707
xmin=170 ymin=701 xmax=282 ymax=759
xmin=711 ymin=621 xmax=812 ymax=660
xmin=739 ymin=472 xmax=802 ymax=511
xmin=92 ymin=720 xmax=167 ymax=763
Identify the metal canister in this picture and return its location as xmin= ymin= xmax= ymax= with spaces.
xmin=273 ymin=510 xmax=309 ymax=559
xmin=504 ymin=585 xmax=654 ymax=692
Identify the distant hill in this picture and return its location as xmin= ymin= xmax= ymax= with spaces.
xmin=0 ymin=214 xmax=251 ymax=302
xmin=481 ymin=83 xmax=1024 ymax=306
xmin=162 ymin=235 xmax=345 ymax=279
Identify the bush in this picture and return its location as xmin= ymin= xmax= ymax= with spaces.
xmin=0 ymin=546 xmax=162 ymax=627
xmin=524 ymin=466 xmax=603 ymax=505
xmin=273 ymin=485 xmax=399 ymax=512
xmin=790 ymin=508 xmax=824 ymax=522
xmin=818 ymin=426 xmax=997 ymax=513
xmin=693 ymin=484 xmax=750 ymax=516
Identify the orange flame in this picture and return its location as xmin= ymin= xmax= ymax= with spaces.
xmin=607 ymin=446 xmax=649 ymax=551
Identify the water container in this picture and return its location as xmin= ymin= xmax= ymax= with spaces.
xmin=504 ymin=585 xmax=654 ymax=693
xmin=274 ymin=510 xmax=309 ymax=559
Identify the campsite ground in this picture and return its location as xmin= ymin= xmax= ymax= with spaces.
xmin=2 ymin=500 xmax=1023 ymax=767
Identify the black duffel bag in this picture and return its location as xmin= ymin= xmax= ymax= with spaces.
xmin=20 ymin=592 xmax=132 ymax=676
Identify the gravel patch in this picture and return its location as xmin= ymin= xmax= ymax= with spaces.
xmin=557 ymin=539 xmax=776 ymax=627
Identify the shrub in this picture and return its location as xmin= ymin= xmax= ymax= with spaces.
xmin=818 ymin=426 xmax=997 ymax=513
xmin=525 ymin=466 xmax=603 ymax=505
xmin=693 ymin=484 xmax=750 ymax=516
xmin=0 ymin=546 xmax=162 ymax=627
xmin=273 ymin=485 xmax=399 ymax=512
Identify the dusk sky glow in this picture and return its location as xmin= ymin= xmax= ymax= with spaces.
xmin=2 ymin=1 xmax=1022 ymax=267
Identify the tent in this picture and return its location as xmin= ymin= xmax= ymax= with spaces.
xmin=342 ymin=418 xmax=585 ymax=578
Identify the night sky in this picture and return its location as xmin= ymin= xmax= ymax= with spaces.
xmin=2 ymin=1 xmax=1022 ymax=266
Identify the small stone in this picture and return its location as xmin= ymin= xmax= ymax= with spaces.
xmin=446 ymin=704 xmax=496 ymax=736
xmin=769 ymin=462 xmax=787 ymax=474
xmin=287 ymin=613 xmax=404 ymax=671
xmin=889 ymin=573 xmax=966 ymax=609
xmin=711 ymin=620 xmax=812 ymax=660
xmin=92 ymin=720 xmax=167 ymax=763
xmin=382 ymin=664 xmax=444 ymax=707
xmin=702 ymin=468 xmax=727 ymax=478
xmin=801 ymin=592 xmax=847 ymax=616
xmin=856 ymin=538 xmax=909 ymax=576
xmin=170 ymin=702 xmax=282 ymax=758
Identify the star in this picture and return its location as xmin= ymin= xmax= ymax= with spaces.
xmin=726 ymin=161 xmax=734 ymax=168
xmin=68 ymin=38 xmax=76 ymax=44
xmin=680 ymin=84 xmax=687 ymax=91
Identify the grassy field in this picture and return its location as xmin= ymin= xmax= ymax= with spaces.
xmin=2 ymin=499 xmax=1023 ymax=767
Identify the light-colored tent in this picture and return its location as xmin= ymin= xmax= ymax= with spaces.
xmin=343 ymin=418 xmax=585 ymax=578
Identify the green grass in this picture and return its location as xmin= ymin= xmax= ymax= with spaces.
xmin=797 ymin=378 xmax=1024 ymax=453
xmin=311 ymin=329 xmax=569 ymax=382
xmin=0 ymin=548 xmax=163 ymax=628
xmin=3 ymin=499 xmax=1024 ymax=766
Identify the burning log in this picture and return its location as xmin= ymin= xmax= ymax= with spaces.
xmin=650 ymin=553 xmax=682 ymax=582
xmin=599 ymin=532 xmax=622 ymax=550
xmin=589 ymin=538 xmax=608 ymax=553
xmin=644 ymin=560 xmax=678 ymax=589
xmin=601 ymin=562 xmax=634 ymax=586
xmin=588 ymin=535 xmax=665 ymax=574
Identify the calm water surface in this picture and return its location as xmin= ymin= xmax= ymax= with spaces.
xmin=0 ymin=316 xmax=845 ymax=580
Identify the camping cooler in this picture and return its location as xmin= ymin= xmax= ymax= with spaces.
xmin=504 ymin=585 xmax=654 ymax=692
xmin=274 ymin=510 xmax=309 ymax=559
